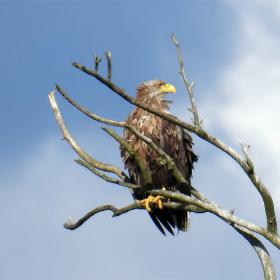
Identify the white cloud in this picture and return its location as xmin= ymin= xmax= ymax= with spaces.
xmin=200 ymin=2 xmax=280 ymax=209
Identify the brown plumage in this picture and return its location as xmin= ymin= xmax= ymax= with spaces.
xmin=121 ymin=80 xmax=197 ymax=235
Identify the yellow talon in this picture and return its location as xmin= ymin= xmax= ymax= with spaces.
xmin=145 ymin=196 xmax=153 ymax=212
xmin=141 ymin=195 xmax=164 ymax=212
xmin=154 ymin=196 xmax=164 ymax=209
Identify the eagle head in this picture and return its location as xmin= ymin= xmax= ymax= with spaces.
xmin=136 ymin=80 xmax=176 ymax=109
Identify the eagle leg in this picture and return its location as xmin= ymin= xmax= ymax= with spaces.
xmin=140 ymin=195 xmax=164 ymax=212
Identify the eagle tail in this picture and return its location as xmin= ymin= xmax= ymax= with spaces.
xmin=149 ymin=209 xmax=189 ymax=235
xmin=149 ymin=212 xmax=172 ymax=236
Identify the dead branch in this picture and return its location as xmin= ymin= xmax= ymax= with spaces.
xmin=62 ymin=180 xmax=280 ymax=248
xmin=53 ymin=79 xmax=279 ymax=245
xmin=56 ymin=84 xmax=125 ymax=127
xmin=64 ymin=204 xmax=119 ymax=230
xmin=72 ymin=49 xmax=277 ymax=235
xmin=48 ymin=90 xmax=127 ymax=181
xmin=148 ymin=189 xmax=280 ymax=249
xmin=75 ymin=159 xmax=140 ymax=190
xmin=233 ymin=224 xmax=276 ymax=280
xmin=64 ymin=201 xmax=207 ymax=230
xmin=171 ymin=34 xmax=202 ymax=128
xmin=62 ymin=197 xmax=276 ymax=279
xmin=49 ymin=34 xmax=280 ymax=280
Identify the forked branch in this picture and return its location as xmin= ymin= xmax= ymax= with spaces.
xmin=63 ymin=201 xmax=206 ymax=230
xmin=48 ymin=90 xmax=127 ymax=181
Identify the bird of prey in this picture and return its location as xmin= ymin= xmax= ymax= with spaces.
xmin=121 ymin=80 xmax=197 ymax=235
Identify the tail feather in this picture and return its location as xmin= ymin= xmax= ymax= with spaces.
xmin=149 ymin=210 xmax=175 ymax=236
xmin=149 ymin=209 xmax=189 ymax=235
xmin=149 ymin=213 xmax=166 ymax=236
xmin=176 ymin=211 xmax=189 ymax=232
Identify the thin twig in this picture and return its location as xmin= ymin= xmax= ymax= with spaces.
xmin=64 ymin=204 xmax=119 ymax=230
xmin=48 ymin=90 xmax=127 ymax=181
xmin=94 ymin=54 xmax=102 ymax=72
xmin=105 ymin=51 xmax=112 ymax=81
xmin=56 ymin=84 xmax=126 ymax=127
xmin=171 ymin=34 xmax=202 ymax=127
xmin=239 ymin=140 xmax=255 ymax=174
xmin=75 ymin=159 xmax=139 ymax=189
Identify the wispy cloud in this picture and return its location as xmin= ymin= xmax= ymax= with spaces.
xmin=200 ymin=1 xmax=280 ymax=208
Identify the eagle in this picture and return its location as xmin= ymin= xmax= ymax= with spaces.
xmin=121 ymin=80 xmax=197 ymax=235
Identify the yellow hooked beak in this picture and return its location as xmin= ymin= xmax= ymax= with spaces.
xmin=159 ymin=83 xmax=176 ymax=94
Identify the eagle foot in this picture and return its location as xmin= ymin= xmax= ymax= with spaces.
xmin=140 ymin=195 xmax=164 ymax=212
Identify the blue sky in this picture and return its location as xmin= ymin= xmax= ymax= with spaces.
xmin=0 ymin=1 xmax=279 ymax=279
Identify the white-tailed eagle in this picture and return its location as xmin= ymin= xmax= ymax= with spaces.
xmin=121 ymin=80 xmax=197 ymax=235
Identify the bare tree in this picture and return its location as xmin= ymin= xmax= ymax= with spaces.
xmin=49 ymin=35 xmax=279 ymax=280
